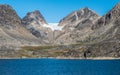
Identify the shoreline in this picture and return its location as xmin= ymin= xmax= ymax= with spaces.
xmin=0 ymin=57 xmax=120 ymax=60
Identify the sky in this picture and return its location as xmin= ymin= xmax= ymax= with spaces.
xmin=0 ymin=0 xmax=120 ymax=23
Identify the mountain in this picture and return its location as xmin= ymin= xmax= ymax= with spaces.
xmin=92 ymin=3 xmax=120 ymax=30
xmin=0 ymin=4 xmax=41 ymax=48
xmin=22 ymin=10 xmax=53 ymax=44
xmin=22 ymin=10 xmax=47 ymax=26
xmin=55 ymin=8 xmax=100 ymax=44
xmin=82 ymin=2 xmax=120 ymax=57
xmin=58 ymin=7 xmax=99 ymax=29
xmin=0 ymin=3 xmax=120 ymax=58
xmin=53 ymin=4 xmax=120 ymax=58
xmin=88 ymin=2 xmax=120 ymax=42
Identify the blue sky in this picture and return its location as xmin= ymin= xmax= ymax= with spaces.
xmin=0 ymin=0 xmax=120 ymax=23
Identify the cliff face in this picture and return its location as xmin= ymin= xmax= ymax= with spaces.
xmin=0 ymin=4 xmax=42 ymax=47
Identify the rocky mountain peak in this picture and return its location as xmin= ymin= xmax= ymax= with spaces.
xmin=58 ymin=7 xmax=99 ymax=27
xmin=22 ymin=10 xmax=53 ymax=44
xmin=78 ymin=7 xmax=99 ymax=17
xmin=78 ymin=7 xmax=91 ymax=14
xmin=22 ymin=10 xmax=47 ymax=26
xmin=0 ymin=4 xmax=21 ymax=26
xmin=32 ymin=10 xmax=41 ymax=14
xmin=55 ymin=7 xmax=100 ymax=44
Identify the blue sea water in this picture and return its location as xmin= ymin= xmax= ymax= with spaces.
xmin=0 ymin=59 xmax=120 ymax=75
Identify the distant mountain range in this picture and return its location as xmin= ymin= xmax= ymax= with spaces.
xmin=0 ymin=3 xmax=120 ymax=58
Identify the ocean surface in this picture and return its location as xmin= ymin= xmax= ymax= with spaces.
xmin=0 ymin=59 xmax=120 ymax=75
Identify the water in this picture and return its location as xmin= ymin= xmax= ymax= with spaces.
xmin=0 ymin=59 xmax=120 ymax=75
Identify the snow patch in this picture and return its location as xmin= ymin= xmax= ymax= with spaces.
xmin=43 ymin=23 xmax=63 ymax=31
xmin=75 ymin=12 xmax=78 ymax=20
xmin=80 ymin=8 xmax=85 ymax=16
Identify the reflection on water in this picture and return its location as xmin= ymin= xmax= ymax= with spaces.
xmin=0 ymin=59 xmax=120 ymax=75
